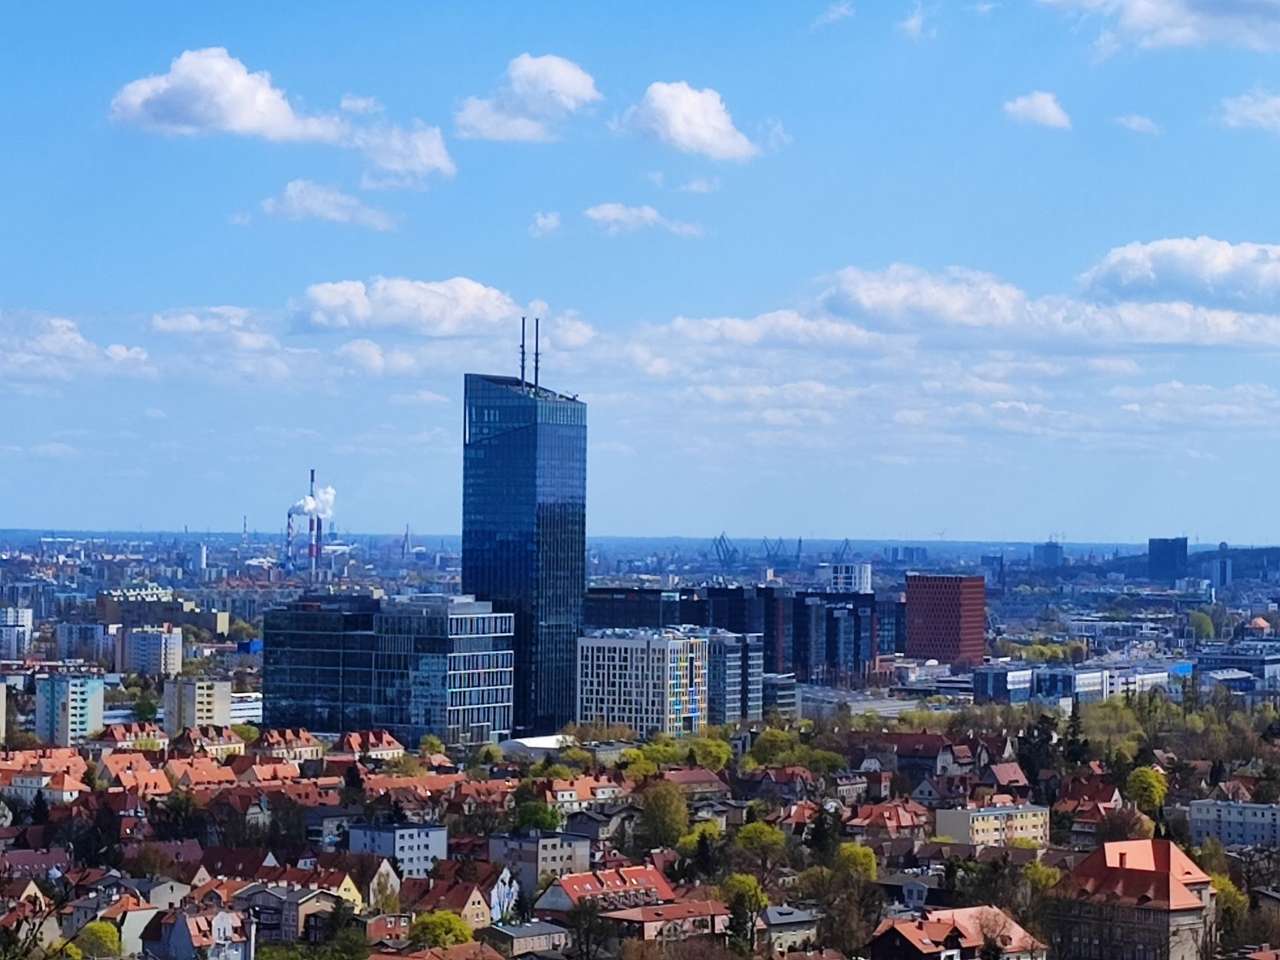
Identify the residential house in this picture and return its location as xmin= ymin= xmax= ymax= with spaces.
xmin=761 ymin=905 xmax=822 ymax=956
xmin=169 ymin=726 xmax=245 ymax=761
xmin=477 ymin=921 xmax=571 ymax=959
xmin=489 ymin=830 xmax=591 ymax=895
xmin=336 ymin=730 xmax=404 ymax=761
xmin=869 ymin=906 xmax=1046 ymax=960
xmin=533 ymin=866 xmax=675 ymax=921
xmin=253 ymin=728 xmax=325 ymax=763
xmin=600 ymin=900 xmax=730 ymax=943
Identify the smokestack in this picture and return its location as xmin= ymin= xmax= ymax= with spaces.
xmin=520 ymin=316 xmax=527 ymax=386
xmin=285 ymin=513 xmax=294 ymax=574
xmin=534 ymin=317 xmax=540 ymax=389
xmin=315 ymin=516 xmax=323 ymax=583
xmin=309 ymin=467 xmax=318 ymax=585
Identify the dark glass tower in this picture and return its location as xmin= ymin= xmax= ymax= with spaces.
xmin=462 ymin=373 xmax=587 ymax=735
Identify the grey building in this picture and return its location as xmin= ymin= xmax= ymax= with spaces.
xmin=763 ymin=673 xmax=798 ymax=720
xmin=488 ymin=830 xmax=591 ymax=894
xmin=348 ymin=822 xmax=447 ymax=878
xmin=262 ymin=593 xmax=514 ymax=747
xmin=708 ymin=630 xmax=764 ymax=727
xmin=462 ymin=373 xmax=587 ymax=736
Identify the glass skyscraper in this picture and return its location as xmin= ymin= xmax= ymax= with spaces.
xmin=462 ymin=373 xmax=587 ymax=735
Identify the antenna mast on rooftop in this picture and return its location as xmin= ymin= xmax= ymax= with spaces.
xmin=534 ymin=317 xmax=541 ymax=389
xmin=520 ymin=316 xmax=527 ymax=387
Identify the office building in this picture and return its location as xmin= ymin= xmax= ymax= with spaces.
xmin=120 ymin=625 xmax=183 ymax=677
xmin=0 ymin=608 xmax=34 ymax=660
xmin=826 ymin=563 xmax=873 ymax=593
xmin=35 ymin=673 xmax=104 ymax=747
xmin=376 ymin=594 xmax=515 ymax=746
xmin=707 ymin=630 xmax=763 ymax=726
xmin=164 ymin=678 xmax=232 ymax=736
xmin=584 ymin=588 xmax=684 ymax=630
xmin=1148 ymin=537 xmax=1189 ymax=583
xmin=980 ymin=554 xmax=1006 ymax=592
xmin=763 ymin=672 xmax=798 ymax=720
xmin=972 ymin=663 xmax=1036 ymax=704
xmin=263 ymin=593 xmax=514 ymax=747
xmin=576 ymin=628 xmax=708 ymax=737
xmin=877 ymin=596 xmax=907 ymax=655
xmin=824 ymin=597 xmax=877 ymax=684
xmin=349 ymin=822 xmax=448 ymax=878
xmin=935 ymin=804 xmax=1050 ymax=846
xmin=1032 ymin=541 xmax=1064 ymax=570
xmin=905 ymin=574 xmax=986 ymax=667
xmin=462 ymin=373 xmax=586 ymax=735
xmin=1197 ymin=644 xmax=1280 ymax=689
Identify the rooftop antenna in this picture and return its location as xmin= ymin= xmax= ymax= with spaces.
xmin=534 ymin=317 xmax=541 ymax=389
xmin=520 ymin=316 xmax=527 ymax=386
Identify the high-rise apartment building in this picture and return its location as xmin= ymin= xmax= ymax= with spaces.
xmin=0 ymin=608 xmax=34 ymax=660
xmin=55 ymin=622 xmax=114 ymax=662
xmin=825 ymin=563 xmax=873 ymax=593
xmin=462 ymin=373 xmax=586 ymax=735
xmin=905 ymin=574 xmax=986 ymax=667
xmin=263 ymin=593 xmax=515 ymax=747
xmin=164 ymin=678 xmax=232 ymax=735
xmin=120 ymin=625 xmax=183 ymax=677
xmin=1149 ymin=537 xmax=1189 ymax=583
xmin=1032 ymin=541 xmax=1064 ymax=570
xmin=707 ymin=630 xmax=764 ymax=726
xmin=35 ymin=673 xmax=104 ymax=747
xmin=576 ymin=628 xmax=707 ymax=736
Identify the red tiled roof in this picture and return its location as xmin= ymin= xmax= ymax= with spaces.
xmin=1057 ymin=840 xmax=1210 ymax=911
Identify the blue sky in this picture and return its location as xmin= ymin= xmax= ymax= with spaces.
xmin=4 ymin=1 xmax=1280 ymax=543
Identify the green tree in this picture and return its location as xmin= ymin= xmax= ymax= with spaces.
xmin=515 ymin=801 xmax=562 ymax=833
xmin=639 ymin=781 xmax=689 ymax=848
xmin=419 ymin=734 xmax=446 ymax=754
xmin=1213 ymin=872 xmax=1248 ymax=945
xmin=619 ymin=750 xmax=658 ymax=780
xmin=566 ymin=900 xmax=608 ymax=960
xmin=735 ymin=821 xmax=787 ymax=875
xmin=31 ymin=789 xmax=48 ymax=826
xmin=1188 ymin=610 xmax=1215 ymax=640
xmin=749 ymin=729 xmax=795 ymax=765
xmin=688 ymin=738 xmax=732 ymax=772
xmin=133 ymin=692 xmax=158 ymax=723
xmin=1125 ymin=766 xmax=1168 ymax=815
xmin=409 ymin=911 xmax=472 ymax=949
xmin=75 ymin=921 xmax=121 ymax=959
xmin=676 ymin=820 xmax=722 ymax=858
xmin=805 ymin=807 xmax=840 ymax=866
xmin=833 ymin=842 xmax=877 ymax=882
xmin=231 ymin=724 xmax=260 ymax=744
xmin=722 ymin=873 xmax=768 ymax=955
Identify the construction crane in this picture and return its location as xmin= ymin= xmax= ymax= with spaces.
xmin=712 ymin=532 xmax=740 ymax=569
xmin=833 ymin=538 xmax=852 ymax=563
xmin=794 ymin=537 xmax=803 ymax=567
xmin=762 ymin=537 xmax=784 ymax=562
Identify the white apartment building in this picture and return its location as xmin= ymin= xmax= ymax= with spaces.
xmin=230 ymin=691 xmax=264 ymax=724
xmin=120 ymin=625 xmax=183 ymax=677
xmin=163 ymin=678 xmax=232 ymax=736
xmin=576 ymin=628 xmax=708 ymax=737
xmin=827 ymin=563 xmax=873 ymax=594
xmin=35 ymin=674 xmax=104 ymax=747
xmin=935 ymin=804 xmax=1050 ymax=846
xmin=1190 ymin=799 xmax=1280 ymax=846
xmin=0 ymin=609 xmax=34 ymax=660
xmin=348 ymin=823 xmax=448 ymax=878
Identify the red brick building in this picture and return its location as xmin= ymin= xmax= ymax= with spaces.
xmin=905 ymin=575 xmax=986 ymax=667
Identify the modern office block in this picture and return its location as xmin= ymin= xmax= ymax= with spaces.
xmin=763 ymin=672 xmax=798 ymax=720
xmin=462 ymin=373 xmax=586 ymax=735
xmin=707 ymin=630 xmax=764 ymax=726
xmin=1148 ymin=537 xmax=1189 ymax=583
xmin=576 ymin=628 xmax=707 ymax=736
xmin=905 ymin=574 xmax=986 ymax=667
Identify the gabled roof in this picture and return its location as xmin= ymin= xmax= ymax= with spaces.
xmin=554 ymin=866 xmax=675 ymax=906
xmin=1057 ymin=840 xmax=1210 ymax=911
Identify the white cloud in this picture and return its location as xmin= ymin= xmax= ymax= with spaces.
xmin=550 ymin=313 xmax=597 ymax=349
xmin=112 ymin=48 xmax=454 ymax=187
xmin=584 ymin=203 xmax=701 ymax=237
xmin=1114 ymin=113 xmax=1160 ymax=134
xmin=262 ymin=179 xmax=395 ymax=231
xmin=1081 ymin=236 xmax=1280 ymax=308
xmin=456 ymin=53 xmax=601 ymax=142
xmin=1112 ymin=380 xmax=1280 ymax=427
xmin=898 ymin=3 xmax=932 ymax=38
xmin=298 ymin=276 xmax=520 ymax=335
xmin=625 ymin=81 xmax=758 ymax=161
xmin=340 ymin=94 xmax=383 ymax=115
xmin=1222 ymin=90 xmax=1280 ymax=134
xmin=679 ymin=177 xmax=721 ymax=194
xmin=1003 ymin=91 xmax=1071 ymax=129
xmin=669 ymin=310 xmax=884 ymax=349
xmin=529 ymin=211 xmax=561 ymax=237
xmin=0 ymin=315 xmax=153 ymax=380
xmin=813 ymin=2 xmax=854 ymax=28
xmin=336 ymin=338 xmax=420 ymax=375
xmin=1041 ymin=0 xmax=1280 ymax=51
xmin=1087 ymin=355 xmax=1141 ymax=376
xmin=350 ymin=124 xmax=456 ymax=186
xmin=110 ymin=47 xmax=345 ymax=142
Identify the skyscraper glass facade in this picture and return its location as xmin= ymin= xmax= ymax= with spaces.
xmin=462 ymin=373 xmax=587 ymax=734
xmin=262 ymin=593 xmax=514 ymax=746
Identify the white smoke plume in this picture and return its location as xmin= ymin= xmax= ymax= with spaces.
xmin=288 ymin=485 xmax=336 ymax=519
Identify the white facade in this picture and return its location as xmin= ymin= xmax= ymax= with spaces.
xmin=230 ymin=691 xmax=264 ymax=724
xmin=35 ymin=674 xmax=104 ymax=747
xmin=121 ymin=625 xmax=183 ymax=677
xmin=0 ymin=609 xmax=34 ymax=660
xmin=576 ymin=629 xmax=708 ymax=737
xmin=348 ymin=823 xmax=447 ymax=878
xmin=163 ymin=678 xmax=231 ymax=735
xmin=828 ymin=563 xmax=873 ymax=594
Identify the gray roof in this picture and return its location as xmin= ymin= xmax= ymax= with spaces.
xmin=762 ymin=905 xmax=821 ymax=926
xmin=489 ymin=921 xmax=569 ymax=938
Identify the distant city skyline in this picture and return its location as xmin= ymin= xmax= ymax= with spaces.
xmin=5 ymin=5 xmax=1280 ymax=540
